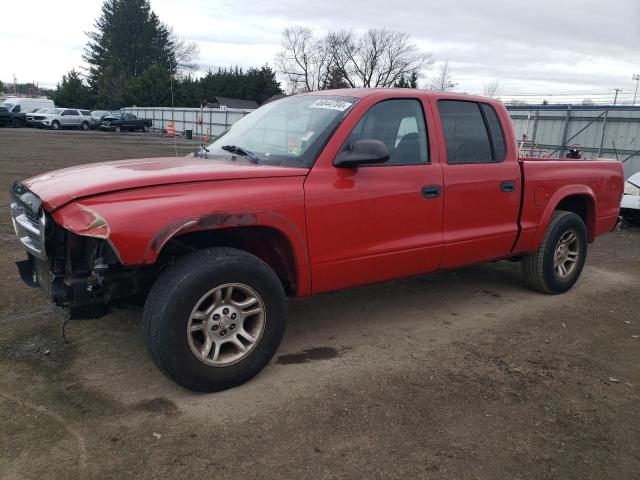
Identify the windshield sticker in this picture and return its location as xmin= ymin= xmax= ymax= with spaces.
xmin=309 ymin=99 xmax=353 ymax=111
xmin=287 ymin=136 xmax=303 ymax=156
xmin=300 ymin=131 xmax=315 ymax=142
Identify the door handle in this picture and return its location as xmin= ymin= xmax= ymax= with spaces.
xmin=501 ymin=180 xmax=516 ymax=193
xmin=421 ymin=185 xmax=442 ymax=199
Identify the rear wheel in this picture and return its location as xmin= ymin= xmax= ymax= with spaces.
xmin=81 ymin=121 xmax=89 ymax=131
xmin=143 ymin=124 xmax=149 ymax=132
xmin=521 ymin=211 xmax=587 ymax=294
xmin=142 ymin=248 xmax=287 ymax=392
xmin=11 ymin=118 xmax=22 ymax=128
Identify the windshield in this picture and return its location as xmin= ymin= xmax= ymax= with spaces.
xmin=51 ymin=108 xmax=62 ymax=114
xmin=2 ymin=103 xmax=14 ymax=110
xmin=205 ymin=95 xmax=357 ymax=167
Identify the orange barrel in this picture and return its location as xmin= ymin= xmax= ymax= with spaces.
xmin=167 ymin=122 xmax=174 ymax=137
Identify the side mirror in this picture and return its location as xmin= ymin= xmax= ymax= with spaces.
xmin=334 ymin=139 xmax=390 ymax=168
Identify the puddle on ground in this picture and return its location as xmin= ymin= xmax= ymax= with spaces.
xmin=276 ymin=347 xmax=339 ymax=365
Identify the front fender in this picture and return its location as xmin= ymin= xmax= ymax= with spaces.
xmin=51 ymin=178 xmax=310 ymax=278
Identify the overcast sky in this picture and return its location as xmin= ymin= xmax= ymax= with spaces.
xmin=1 ymin=0 xmax=638 ymax=103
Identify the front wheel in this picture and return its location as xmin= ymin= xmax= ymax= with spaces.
xmin=521 ymin=211 xmax=587 ymax=294
xmin=51 ymin=120 xmax=60 ymax=130
xmin=115 ymin=125 xmax=121 ymax=133
xmin=142 ymin=248 xmax=287 ymax=392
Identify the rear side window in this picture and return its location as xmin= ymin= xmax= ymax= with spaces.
xmin=480 ymin=103 xmax=507 ymax=162
xmin=80 ymin=110 xmax=90 ymax=116
xmin=438 ymin=100 xmax=498 ymax=164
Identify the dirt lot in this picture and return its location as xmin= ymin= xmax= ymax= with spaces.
xmin=1 ymin=128 xmax=639 ymax=480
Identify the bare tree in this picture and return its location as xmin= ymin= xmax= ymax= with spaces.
xmin=276 ymin=26 xmax=432 ymax=92
xmin=482 ymin=80 xmax=502 ymax=99
xmin=429 ymin=60 xmax=456 ymax=91
xmin=275 ymin=26 xmax=330 ymax=93
xmin=168 ymin=27 xmax=200 ymax=76
xmin=581 ymin=98 xmax=595 ymax=105
xmin=327 ymin=28 xmax=432 ymax=88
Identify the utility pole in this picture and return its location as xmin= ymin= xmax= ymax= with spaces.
xmin=633 ymin=74 xmax=640 ymax=106
xmin=613 ymin=88 xmax=622 ymax=107
xmin=598 ymin=88 xmax=622 ymax=157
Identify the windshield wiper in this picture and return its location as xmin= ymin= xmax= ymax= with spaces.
xmin=220 ymin=145 xmax=260 ymax=164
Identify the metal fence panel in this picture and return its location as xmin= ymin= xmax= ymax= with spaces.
xmin=507 ymin=105 xmax=640 ymax=179
xmin=122 ymin=106 xmax=254 ymax=139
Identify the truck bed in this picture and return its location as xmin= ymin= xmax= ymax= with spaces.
xmin=514 ymin=157 xmax=623 ymax=253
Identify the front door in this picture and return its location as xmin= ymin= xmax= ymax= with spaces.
xmin=304 ymin=97 xmax=444 ymax=293
xmin=436 ymin=99 xmax=521 ymax=268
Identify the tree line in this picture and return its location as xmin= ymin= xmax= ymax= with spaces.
xmin=32 ymin=0 xmax=506 ymax=110
xmin=50 ymin=0 xmax=281 ymax=110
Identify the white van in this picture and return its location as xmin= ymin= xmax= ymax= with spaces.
xmin=1 ymin=97 xmax=54 ymax=113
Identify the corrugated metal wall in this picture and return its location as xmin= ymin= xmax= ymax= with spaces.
xmin=507 ymin=105 xmax=640 ymax=179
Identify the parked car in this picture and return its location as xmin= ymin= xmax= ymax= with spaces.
xmin=36 ymin=108 xmax=93 ymax=130
xmin=621 ymin=172 xmax=640 ymax=223
xmin=25 ymin=108 xmax=54 ymax=127
xmin=10 ymin=89 xmax=624 ymax=392
xmin=99 ymin=112 xmax=152 ymax=132
xmin=0 ymin=106 xmax=26 ymax=127
xmin=90 ymin=110 xmax=112 ymax=128
xmin=1 ymin=97 xmax=54 ymax=113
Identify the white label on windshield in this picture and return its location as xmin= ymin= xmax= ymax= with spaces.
xmin=309 ymin=99 xmax=353 ymax=111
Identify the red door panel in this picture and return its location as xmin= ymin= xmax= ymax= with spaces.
xmin=304 ymin=94 xmax=444 ymax=294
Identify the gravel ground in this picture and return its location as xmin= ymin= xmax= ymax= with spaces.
xmin=1 ymin=128 xmax=639 ymax=480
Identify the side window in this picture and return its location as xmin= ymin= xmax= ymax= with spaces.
xmin=63 ymin=109 xmax=79 ymax=116
xmin=480 ymin=103 xmax=507 ymax=162
xmin=341 ymin=99 xmax=429 ymax=166
xmin=13 ymin=105 xmax=21 ymax=113
xmin=438 ymin=100 xmax=494 ymax=164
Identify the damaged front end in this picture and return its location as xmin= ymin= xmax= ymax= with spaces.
xmin=10 ymin=181 xmax=152 ymax=318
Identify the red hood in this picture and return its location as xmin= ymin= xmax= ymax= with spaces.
xmin=22 ymin=157 xmax=309 ymax=210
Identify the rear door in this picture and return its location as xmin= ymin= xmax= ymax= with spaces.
xmin=436 ymin=99 xmax=521 ymax=267
xmin=61 ymin=109 xmax=80 ymax=127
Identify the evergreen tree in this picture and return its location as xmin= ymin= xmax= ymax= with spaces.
xmin=95 ymin=60 xmax=128 ymax=109
xmin=83 ymin=0 xmax=174 ymax=91
xmin=408 ymin=71 xmax=418 ymax=88
xmin=126 ymin=64 xmax=172 ymax=106
xmin=51 ymin=70 xmax=92 ymax=108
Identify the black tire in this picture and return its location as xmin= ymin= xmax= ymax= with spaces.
xmin=51 ymin=120 xmax=60 ymax=130
xmin=521 ymin=211 xmax=587 ymax=294
xmin=143 ymin=124 xmax=149 ymax=132
xmin=142 ymin=247 xmax=287 ymax=392
xmin=115 ymin=125 xmax=121 ymax=133
xmin=11 ymin=118 xmax=22 ymax=128
xmin=81 ymin=121 xmax=89 ymax=131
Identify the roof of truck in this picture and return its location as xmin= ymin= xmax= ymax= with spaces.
xmin=302 ymin=88 xmax=496 ymax=104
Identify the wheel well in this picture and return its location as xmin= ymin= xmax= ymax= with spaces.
xmin=555 ymin=194 xmax=595 ymax=241
xmin=159 ymin=226 xmax=298 ymax=296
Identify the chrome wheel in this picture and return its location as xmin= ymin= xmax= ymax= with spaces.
xmin=187 ymin=283 xmax=266 ymax=366
xmin=554 ymin=230 xmax=580 ymax=278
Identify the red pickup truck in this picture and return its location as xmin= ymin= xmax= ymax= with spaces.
xmin=10 ymin=89 xmax=623 ymax=391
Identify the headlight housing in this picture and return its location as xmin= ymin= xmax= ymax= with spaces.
xmin=624 ymin=181 xmax=640 ymax=196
